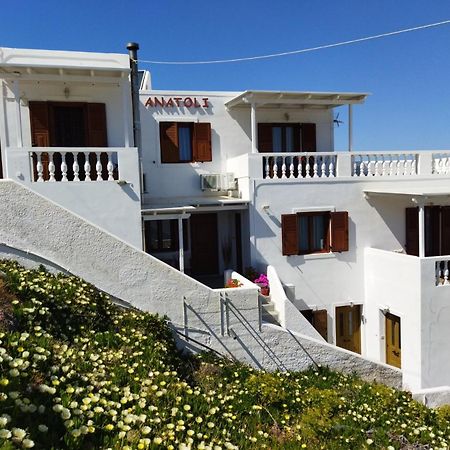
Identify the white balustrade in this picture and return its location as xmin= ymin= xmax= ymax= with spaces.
xmin=432 ymin=153 xmax=450 ymax=174
xmin=30 ymin=149 xmax=118 ymax=182
xmin=351 ymin=153 xmax=418 ymax=177
xmin=262 ymin=153 xmax=337 ymax=180
xmin=435 ymin=260 xmax=450 ymax=286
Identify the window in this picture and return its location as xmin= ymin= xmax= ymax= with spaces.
xmin=144 ymin=219 xmax=188 ymax=253
xmin=281 ymin=211 xmax=349 ymax=256
xmin=159 ymin=122 xmax=212 ymax=163
xmin=258 ymin=123 xmax=316 ymax=153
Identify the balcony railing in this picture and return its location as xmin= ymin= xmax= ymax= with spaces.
xmin=262 ymin=152 xmax=336 ymax=179
xmin=228 ymin=150 xmax=450 ymax=182
xmin=5 ymin=146 xmax=139 ymax=186
xmin=30 ymin=150 xmax=117 ymax=182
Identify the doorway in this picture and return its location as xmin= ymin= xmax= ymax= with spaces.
xmin=385 ymin=313 xmax=401 ymax=368
xmin=190 ymin=213 xmax=219 ymax=276
xmin=336 ymin=305 xmax=361 ymax=354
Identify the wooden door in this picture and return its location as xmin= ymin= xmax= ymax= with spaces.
xmin=190 ymin=213 xmax=219 ymax=275
xmin=312 ymin=310 xmax=328 ymax=341
xmin=385 ymin=313 xmax=401 ymax=368
xmin=336 ymin=305 xmax=361 ymax=354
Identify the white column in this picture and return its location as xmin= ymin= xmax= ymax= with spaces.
xmin=13 ymin=80 xmax=23 ymax=148
xmin=178 ymin=216 xmax=184 ymax=273
xmin=418 ymin=201 xmax=425 ymax=258
xmin=121 ymin=80 xmax=131 ymax=148
xmin=348 ymin=104 xmax=353 ymax=152
xmin=251 ymin=102 xmax=257 ymax=154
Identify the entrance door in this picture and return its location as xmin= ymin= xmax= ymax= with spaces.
xmin=190 ymin=213 xmax=219 ymax=275
xmin=385 ymin=313 xmax=401 ymax=368
xmin=336 ymin=305 xmax=361 ymax=354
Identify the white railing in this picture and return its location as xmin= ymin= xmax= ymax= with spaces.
xmin=242 ymin=150 xmax=450 ymax=181
xmin=351 ymin=152 xmax=417 ymax=177
xmin=30 ymin=149 xmax=118 ymax=182
xmin=262 ymin=152 xmax=337 ymax=179
xmin=435 ymin=259 xmax=450 ymax=286
xmin=432 ymin=153 xmax=450 ymax=175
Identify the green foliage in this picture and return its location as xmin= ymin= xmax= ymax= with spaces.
xmin=0 ymin=260 xmax=449 ymax=449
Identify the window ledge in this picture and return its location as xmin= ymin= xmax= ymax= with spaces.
xmin=302 ymin=252 xmax=337 ymax=261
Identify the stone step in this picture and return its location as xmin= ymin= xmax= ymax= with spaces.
xmin=262 ymin=310 xmax=280 ymax=325
xmin=262 ymin=302 xmax=276 ymax=312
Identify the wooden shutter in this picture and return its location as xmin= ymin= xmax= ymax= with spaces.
xmin=258 ymin=123 xmax=273 ymax=152
xmin=330 ymin=211 xmax=349 ymax=252
xmin=301 ymin=123 xmax=316 ymax=152
xmin=281 ymin=214 xmax=298 ymax=256
xmin=86 ymin=103 xmax=107 ymax=147
xmin=441 ymin=207 xmax=450 ymax=255
xmin=426 ymin=206 xmax=440 ymax=257
xmin=160 ymin=122 xmax=179 ymax=163
xmin=193 ymin=122 xmax=212 ymax=162
xmin=29 ymin=102 xmax=50 ymax=147
xmin=312 ymin=310 xmax=328 ymax=341
xmin=293 ymin=123 xmax=301 ymax=152
xmin=405 ymin=207 xmax=419 ymax=256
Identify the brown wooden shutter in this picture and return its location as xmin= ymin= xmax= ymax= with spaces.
xmin=29 ymin=102 xmax=50 ymax=147
xmin=301 ymin=123 xmax=316 ymax=152
xmin=160 ymin=122 xmax=179 ymax=163
xmin=330 ymin=211 xmax=349 ymax=252
xmin=86 ymin=103 xmax=108 ymax=147
xmin=281 ymin=214 xmax=298 ymax=256
xmin=258 ymin=123 xmax=273 ymax=152
xmin=441 ymin=207 xmax=450 ymax=255
xmin=312 ymin=310 xmax=328 ymax=341
xmin=193 ymin=122 xmax=212 ymax=162
xmin=405 ymin=207 xmax=419 ymax=256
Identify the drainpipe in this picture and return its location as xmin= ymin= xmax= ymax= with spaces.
xmin=126 ymin=42 xmax=143 ymax=200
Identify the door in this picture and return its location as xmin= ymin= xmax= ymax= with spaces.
xmin=385 ymin=313 xmax=401 ymax=368
xmin=190 ymin=213 xmax=219 ymax=275
xmin=336 ymin=305 xmax=361 ymax=354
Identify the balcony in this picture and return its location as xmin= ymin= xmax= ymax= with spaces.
xmin=227 ymin=150 xmax=450 ymax=182
xmin=5 ymin=147 xmax=139 ymax=185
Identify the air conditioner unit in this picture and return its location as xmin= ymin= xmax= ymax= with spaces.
xmin=200 ymin=174 xmax=222 ymax=191
xmin=200 ymin=173 xmax=237 ymax=192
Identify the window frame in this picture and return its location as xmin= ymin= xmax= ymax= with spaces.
xmin=297 ymin=211 xmax=331 ymax=255
xmin=144 ymin=219 xmax=188 ymax=253
xmin=159 ymin=121 xmax=212 ymax=164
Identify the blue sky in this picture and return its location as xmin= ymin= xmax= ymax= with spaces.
xmin=2 ymin=1 xmax=450 ymax=150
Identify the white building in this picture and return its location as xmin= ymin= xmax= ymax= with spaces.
xmin=1 ymin=45 xmax=449 ymax=399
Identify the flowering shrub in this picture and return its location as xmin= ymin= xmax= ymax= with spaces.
xmin=0 ymin=260 xmax=449 ymax=450
xmin=225 ymin=279 xmax=243 ymax=288
xmin=253 ymin=274 xmax=269 ymax=288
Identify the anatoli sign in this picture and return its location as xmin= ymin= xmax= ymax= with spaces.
xmin=145 ymin=96 xmax=209 ymax=108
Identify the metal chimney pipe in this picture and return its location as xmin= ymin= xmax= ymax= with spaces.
xmin=126 ymin=42 xmax=143 ymax=199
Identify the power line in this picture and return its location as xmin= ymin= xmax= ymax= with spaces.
xmin=137 ymin=19 xmax=450 ymax=65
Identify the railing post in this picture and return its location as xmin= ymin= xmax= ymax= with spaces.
xmin=418 ymin=152 xmax=433 ymax=176
xmin=336 ymin=152 xmax=352 ymax=177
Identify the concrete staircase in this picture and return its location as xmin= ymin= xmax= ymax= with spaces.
xmin=260 ymin=294 xmax=280 ymax=325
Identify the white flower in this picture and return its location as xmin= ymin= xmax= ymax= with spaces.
xmin=0 ymin=429 xmax=12 ymax=439
xmin=22 ymin=439 xmax=35 ymax=448
xmin=38 ymin=424 xmax=48 ymax=433
xmin=12 ymin=428 xmax=26 ymax=440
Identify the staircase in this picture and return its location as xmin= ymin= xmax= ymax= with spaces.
xmin=260 ymin=293 xmax=280 ymax=325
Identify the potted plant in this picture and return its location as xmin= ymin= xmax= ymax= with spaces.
xmin=225 ymin=278 xmax=243 ymax=288
xmin=254 ymin=274 xmax=270 ymax=296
